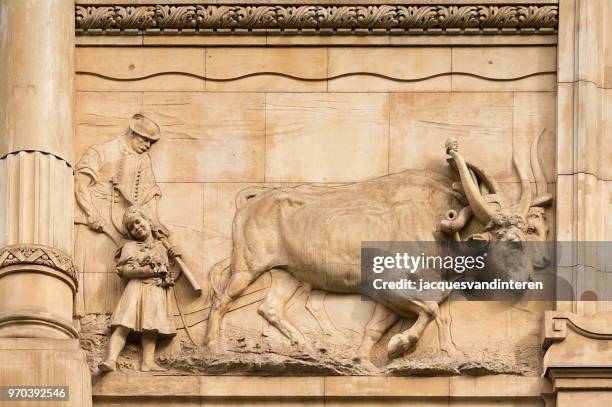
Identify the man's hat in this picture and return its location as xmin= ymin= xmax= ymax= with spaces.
xmin=128 ymin=113 xmax=161 ymax=142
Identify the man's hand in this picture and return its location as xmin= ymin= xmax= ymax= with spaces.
xmin=87 ymin=213 xmax=106 ymax=232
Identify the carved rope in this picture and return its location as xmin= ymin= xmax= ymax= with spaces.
xmin=75 ymin=4 xmax=558 ymax=35
xmin=0 ymin=244 xmax=78 ymax=287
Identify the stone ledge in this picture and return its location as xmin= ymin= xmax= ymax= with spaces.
xmin=543 ymin=311 xmax=612 ymax=349
xmin=93 ymin=374 xmax=545 ymax=398
xmin=76 ymin=33 xmax=558 ymax=46
xmin=0 ymin=338 xmax=82 ymax=351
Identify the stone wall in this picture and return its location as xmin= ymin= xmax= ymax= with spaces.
xmin=3 ymin=1 xmax=611 ymax=406
xmin=75 ymin=34 xmax=557 ymax=406
xmin=9 ymin=0 xmax=612 ymax=407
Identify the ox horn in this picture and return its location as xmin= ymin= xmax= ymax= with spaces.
xmin=466 ymin=161 xmax=501 ymax=194
xmin=515 ymin=154 xmax=532 ymax=217
xmin=530 ymin=130 xmax=553 ymax=207
xmin=448 ymin=159 xmax=501 ymax=195
xmin=445 ymin=138 xmax=495 ymax=224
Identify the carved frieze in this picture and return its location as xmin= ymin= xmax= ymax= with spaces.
xmin=204 ymin=134 xmax=553 ymax=366
xmin=0 ymin=244 xmax=78 ymax=287
xmin=75 ymin=4 xmax=559 ymax=35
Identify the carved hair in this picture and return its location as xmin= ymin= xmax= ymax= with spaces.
xmin=122 ymin=205 xmax=151 ymax=232
xmin=485 ymin=213 xmax=528 ymax=232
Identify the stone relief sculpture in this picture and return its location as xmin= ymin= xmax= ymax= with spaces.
xmin=74 ymin=114 xmax=168 ymax=280
xmin=204 ymin=132 xmax=552 ymax=366
xmin=73 ymin=115 xmax=552 ymax=374
xmin=99 ymin=206 xmax=180 ymax=372
xmin=74 ymin=114 xmax=200 ymax=372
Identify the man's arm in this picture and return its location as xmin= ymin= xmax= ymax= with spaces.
xmin=75 ymin=172 xmax=106 ymax=232
xmin=148 ymin=196 xmax=170 ymax=238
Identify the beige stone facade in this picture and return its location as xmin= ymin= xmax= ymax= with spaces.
xmin=0 ymin=0 xmax=610 ymax=406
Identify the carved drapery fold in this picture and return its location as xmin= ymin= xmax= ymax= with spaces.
xmin=75 ymin=4 xmax=559 ymax=35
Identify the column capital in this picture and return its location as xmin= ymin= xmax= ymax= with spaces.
xmin=0 ymin=244 xmax=78 ymax=291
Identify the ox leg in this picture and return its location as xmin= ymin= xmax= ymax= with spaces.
xmin=205 ymin=270 xmax=255 ymax=353
xmin=304 ymin=289 xmax=342 ymax=337
xmin=387 ymin=300 xmax=439 ymax=359
xmin=436 ymin=298 xmax=460 ymax=357
xmin=356 ymin=303 xmax=398 ymax=366
xmin=259 ymin=269 xmax=314 ymax=353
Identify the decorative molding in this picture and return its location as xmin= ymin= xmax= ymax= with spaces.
xmin=543 ymin=311 xmax=612 ymax=349
xmin=0 ymin=244 xmax=78 ymax=287
xmin=75 ymin=4 xmax=558 ymax=35
xmin=0 ymin=311 xmax=80 ymax=339
xmin=75 ymin=70 xmax=557 ymax=82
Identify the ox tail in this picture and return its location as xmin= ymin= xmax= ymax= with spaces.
xmin=208 ymin=257 xmax=232 ymax=299
xmin=236 ymin=186 xmax=271 ymax=209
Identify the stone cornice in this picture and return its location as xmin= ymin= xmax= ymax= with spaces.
xmin=75 ymin=4 xmax=558 ymax=35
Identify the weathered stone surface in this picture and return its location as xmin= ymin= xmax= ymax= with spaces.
xmin=265 ymin=93 xmax=389 ymax=182
xmin=328 ymin=48 xmax=451 ymax=92
xmin=75 ymin=92 xmax=143 ymax=159
xmin=512 ymin=92 xmax=557 ymax=183
xmin=76 ymin=47 xmax=206 ymax=91
xmin=143 ymin=92 xmax=266 ymax=183
xmin=389 ymin=92 xmax=514 ymax=179
xmin=205 ymin=48 xmax=327 ymax=92
xmin=451 ymin=46 xmax=557 ymax=91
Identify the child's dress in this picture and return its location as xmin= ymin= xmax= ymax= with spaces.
xmin=110 ymin=240 xmax=176 ymax=337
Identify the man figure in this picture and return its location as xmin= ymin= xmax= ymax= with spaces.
xmin=74 ymin=114 xmax=168 ymax=315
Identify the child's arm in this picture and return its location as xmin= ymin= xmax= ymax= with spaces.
xmin=116 ymin=244 xmax=158 ymax=279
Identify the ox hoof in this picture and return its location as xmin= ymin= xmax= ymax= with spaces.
xmin=387 ymin=333 xmax=418 ymax=359
xmin=294 ymin=340 xmax=315 ymax=355
xmin=98 ymin=359 xmax=116 ymax=373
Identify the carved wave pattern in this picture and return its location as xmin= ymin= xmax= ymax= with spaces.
xmin=75 ymin=4 xmax=558 ymax=34
xmin=75 ymin=70 xmax=557 ymax=83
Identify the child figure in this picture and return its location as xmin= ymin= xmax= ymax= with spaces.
xmin=99 ymin=206 xmax=179 ymax=372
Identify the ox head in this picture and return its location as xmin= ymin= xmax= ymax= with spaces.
xmin=444 ymin=131 xmax=553 ymax=283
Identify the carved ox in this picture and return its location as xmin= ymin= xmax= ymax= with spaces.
xmin=204 ymin=133 xmax=552 ymax=363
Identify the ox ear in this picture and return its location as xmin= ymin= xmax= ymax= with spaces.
xmin=466 ymin=232 xmax=491 ymax=249
xmin=468 ymin=232 xmax=490 ymax=242
xmin=530 ymin=193 xmax=553 ymax=207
